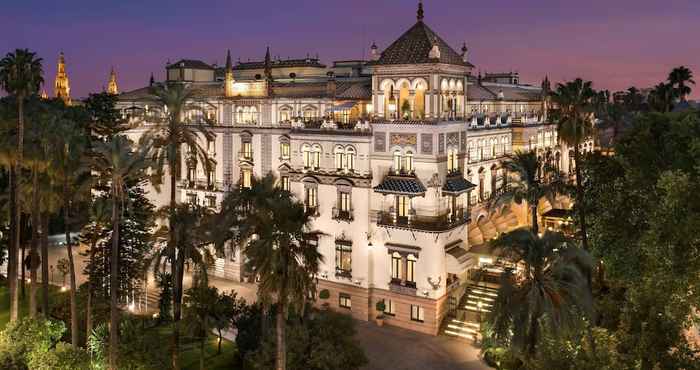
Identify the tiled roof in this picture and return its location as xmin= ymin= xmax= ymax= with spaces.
xmin=468 ymin=82 xmax=543 ymax=102
xmin=442 ymin=174 xmax=476 ymax=195
xmin=374 ymin=175 xmax=426 ymax=196
xmin=166 ymin=59 xmax=214 ymax=70
xmin=336 ymin=82 xmax=372 ymax=99
xmin=373 ymin=21 xmax=472 ymax=67
xmin=235 ymin=58 xmax=325 ymax=70
xmin=467 ymin=84 xmax=496 ymax=100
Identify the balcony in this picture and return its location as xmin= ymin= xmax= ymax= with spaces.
xmin=332 ymin=207 xmax=354 ymax=222
xmin=389 ymin=278 xmax=418 ymax=295
xmin=377 ymin=208 xmax=470 ymax=233
xmin=180 ymin=179 xmax=221 ymax=191
xmin=304 ymin=205 xmax=320 ymax=217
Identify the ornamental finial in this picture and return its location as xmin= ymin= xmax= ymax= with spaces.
xmin=417 ymin=1 xmax=424 ymax=22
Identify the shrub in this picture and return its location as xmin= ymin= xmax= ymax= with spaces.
xmin=375 ymin=300 xmax=386 ymax=313
xmin=318 ymin=289 xmax=330 ymax=300
xmin=0 ymin=317 xmax=65 ymax=369
xmin=27 ymin=342 xmax=92 ymax=370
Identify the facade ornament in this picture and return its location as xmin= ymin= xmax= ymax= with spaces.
xmin=428 ymin=43 xmax=441 ymax=60
xmin=427 ymin=173 xmax=440 ymax=187
xmin=417 ymin=1 xmax=424 ymax=22
xmin=427 ymin=276 xmax=441 ymax=290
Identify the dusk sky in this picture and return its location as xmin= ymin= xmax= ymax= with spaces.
xmin=2 ymin=0 xmax=698 ymax=99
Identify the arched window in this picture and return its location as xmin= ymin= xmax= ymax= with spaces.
xmin=302 ymin=144 xmax=312 ymax=168
xmin=404 ymin=151 xmax=414 ymax=173
xmin=334 ymin=146 xmax=344 ymax=170
xmin=391 ymin=252 xmax=402 ymax=280
xmin=279 ymin=106 xmax=293 ymax=122
xmin=311 ymin=144 xmax=322 ymax=170
xmin=393 ymin=149 xmax=402 ymax=174
xmin=345 ymin=146 xmax=355 ymax=172
xmin=406 ymin=254 xmax=417 ymax=283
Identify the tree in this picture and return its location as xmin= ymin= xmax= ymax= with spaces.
xmin=648 ymin=82 xmax=674 ymax=113
xmin=668 ymin=65 xmax=695 ymax=101
xmin=226 ymin=174 xmax=323 ymax=370
xmin=487 ymin=229 xmax=593 ymax=358
xmin=0 ymin=48 xmax=43 ymax=323
xmin=488 ymin=150 xmax=563 ymax=235
xmin=550 ymin=78 xmax=596 ymax=251
xmin=143 ymin=82 xmax=214 ymax=370
xmin=91 ymin=135 xmax=152 ymax=370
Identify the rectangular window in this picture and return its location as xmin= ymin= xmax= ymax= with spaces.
xmin=242 ymin=141 xmax=253 ymax=160
xmin=384 ymin=299 xmax=395 ymax=316
xmin=339 ymin=192 xmax=350 ymax=212
xmin=339 ymin=293 xmax=351 ymax=309
xmin=410 ymin=305 xmax=424 ymax=322
xmin=335 ymin=152 xmax=344 ymax=170
xmin=280 ymin=142 xmax=290 ymax=159
xmin=280 ymin=176 xmax=290 ymax=191
xmin=187 ymin=193 xmax=197 ymax=205
xmin=335 ymin=243 xmax=352 ymax=276
xmin=305 ymin=187 xmax=317 ymax=209
xmin=397 ymin=196 xmax=409 ymax=217
xmin=391 ymin=252 xmax=402 ymax=280
xmin=206 ymin=196 xmax=216 ymax=208
xmin=242 ymin=169 xmax=252 ymax=188
xmin=312 ymin=151 xmax=320 ymax=170
xmin=346 ymin=153 xmax=355 ymax=171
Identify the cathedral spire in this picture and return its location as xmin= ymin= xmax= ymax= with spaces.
xmin=264 ymin=46 xmax=272 ymax=80
xmin=224 ymin=49 xmax=235 ymax=97
xmin=54 ymin=51 xmax=71 ymax=104
xmin=107 ymin=66 xmax=118 ymax=95
xmin=417 ymin=1 xmax=424 ymax=22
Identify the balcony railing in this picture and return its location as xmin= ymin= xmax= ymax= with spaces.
xmin=377 ymin=208 xmax=470 ymax=232
xmin=332 ymin=207 xmax=354 ymax=222
xmin=389 ymin=278 xmax=418 ymax=295
xmin=304 ymin=205 xmax=320 ymax=217
xmin=180 ymin=179 xmax=222 ymax=191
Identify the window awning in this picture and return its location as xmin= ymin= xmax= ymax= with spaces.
xmin=327 ymin=102 xmax=357 ymax=112
xmin=445 ymin=239 xmax=475 ymax=274
xmin=442 ymin=175 xmax=477 ymax=196
xmin=386 ymin=242 xmax=421 ymax=256
xmin=542 ymin=208 xmax=571 ymax=220
xmin=374 ymin=175 xmax=426 ymax=196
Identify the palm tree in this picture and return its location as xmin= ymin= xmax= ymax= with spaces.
xmin=488 ymin=151 xmax=562 ymax=235
xmin=142 ymin=82 xmax=214 ymax=369
xmin=668 ymin=66 xmax=695 ymax=101
xmin=487 ymin=228 xmax=593 ymax=357
xmin=229 ymin=174 xmax=323 ymax=370
xmin=648 ymin=83 xmax=674 ymax=113
xmin=92 ymin=135 xmax=152 ymax=370
xmin=52 ymin=113 xmax=91 ymax=347
xmin=550 ymin=79 xmax=596 ymax=251
xmin=0 ymin=49 xmax=43 ymax=322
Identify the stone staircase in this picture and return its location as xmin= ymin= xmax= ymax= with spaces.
xmin=442 ymin=283 xmax=499 ymax=341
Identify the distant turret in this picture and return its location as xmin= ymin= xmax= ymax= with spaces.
xmin=149 ymin=73 xmax=155 ymax=87
xmin=417 ymin=1 xmax=424 ymax=22
xmin=370 ymin=42 xmax=380 ymax=61
xmin=224 ymin=49 xmax=235 ymax=97
xmin=107 ymin=67 xmax=118 ymax=95
xmin=54 ymin=52 xmax=71 ymax=104
xmin=461 ymin=42 xmax=469 ymax=63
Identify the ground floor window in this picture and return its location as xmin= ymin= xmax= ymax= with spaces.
xmin=410 ymin=305 xmax=424 ymax=322
xmin=339 ymin=293 xmax=351 ymax=309
xmin=206 ymin=196 xmax=216 ymax=208
xmin=187 ymin=193 xmax=197 ymax=205
xmin=384 ymin=299 xmax=395 ymax=316
xmin=335 ymin=243 xmax=352 ymax=277
xmin=280 ymin=176 xmax=290 ymax=191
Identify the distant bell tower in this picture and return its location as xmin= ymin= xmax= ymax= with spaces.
xmin=54 ymin=51 xmax=71 ymax=104
xmin=107 ymin=67 xmax=118 ymax=95
xmin=224 ymin=49 xmax=235 ymax=97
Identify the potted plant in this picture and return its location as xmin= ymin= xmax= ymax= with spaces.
xmin=375 ymin=300 xmax=386 ymax=326
xmin=319 ymin=289 xmax=330 ymax=309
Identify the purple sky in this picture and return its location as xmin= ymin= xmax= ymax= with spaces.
xmin=2 ymin=0 xmax=698 ymax=99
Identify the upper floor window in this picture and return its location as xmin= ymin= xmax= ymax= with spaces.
xmin=304 ymin=183 xmax=318 ymax=213
xmin=404 ymin=151 xmax=414 ymax=173
xmin=406 ymin=254 xmax=417 ymax=283
xmin=236 ymin=106 xmax=258 ymax=124
xmin=303 ymin=106 xmax=318 ymax=122
xmin=447 ymin=148 xmax=459 ymax=172
xmin=303 ymin=144 xmax=321 ymax=170
xmin=391 ymin=252 xmax=402 ymax=280
xmin=280 ymin=142 xmax=290 ymax=160
xmin=345 ymin=147 xmax=355 ymax=171
xmin=241 ymin=141 xmax=253 ymax=160
xmin=397 ymin=196 xmax=410 ymax=218
xmin=334 ymin=146 xmax=344 ymax=170
xmin=279 ymin=106 xmax=293 ymax=122
xmin=280 ymin=176 xmax=290 ymax=191
xmin=393 ymin=150 xmax=402 ymax=173
xmin=334 ymin=146 xmax=356 ymax=172
xmin=241 ymin=168 xmax=252 ymax=188
xmin=335 ymin=242 xmax=352 ymax=277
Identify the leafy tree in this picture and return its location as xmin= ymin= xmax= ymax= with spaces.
xmin=183 ymin=282 xmax=231 ymax=370
xmin=142 ymin=82 xmax=214 ymax=370
xmin=488 ymin=150 xmax=563 ymax=235
xmin=648 ymin=82 xmax=674 ymax=113
xmin=27 ymin=342 xmax=91 ymax=370
xmin=156 ymin=271 xmax=173 ymax=322
xmin=487 ymin=229 xmax=593 ymax=358
xmin=550 ymin=78 xmax=596 ymax=250
xmin=0 ymin=317 xmax=65 ymax=369
xmin=91 ymin=135 xmax=153 ymax=370
xmin=221 ymin=174 xmax=323 ymax=370
xmin=0 ymin=49 xmax=43 ymax=323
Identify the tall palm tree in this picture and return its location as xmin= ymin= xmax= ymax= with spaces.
xmin=648 ymin=83 xmax=674 ymax=113
xmin=550 ymin=79 xmax=596 ymax=251
xmin=92 ymin=135 xmax=152 ymax=370
xmin=0 ymin=49 xmax=43 ymax=322
xmin=228 ymin=174 xmax=323 ymax=370
xmin=668 ymin=66 xmax=695 ymax=101
xmin=488 ymin=151 xmax=562 ymax=235
xmin=487 ymin=228 xmax=593 ymax=357
xmin=52 ymin=113 xmax=91 ymax=347
xmin=623 ymin=87 xmax=644 ymax=112
xmin=142 ymin=82 xmax=214 ymax=369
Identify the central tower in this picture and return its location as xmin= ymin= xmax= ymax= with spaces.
xmin=54 ymin=52 xmax=71 ymax=104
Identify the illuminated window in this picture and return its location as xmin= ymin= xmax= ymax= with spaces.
xmin=393 ymin=150 xmax=402 ymax=173
xmin=241 ymin=169 xmax=252 ymax=188
xmin=391 ymin=252 xmax=402 ymax=280
xmin=305 ymin=186 xmax=318 ymax=209
xmin=447 ymin=148 xmax=458 ymax=172
xmin=335 ymin=243 xmax=352 ymax=276
xmin=338 ymin=192 xmax=351 ymax=212
xmin=339 ymin=293 xmax=351 ymax=309
xmin=280 ymin=176 xmax=290 ymax=191
xmin=302 ymin=144 xmax=311 ymax=168
xmin=280 ymin=142 xmax=290 ymax=160
xmin=187 ymin=193 xmax=197 ymax=205
xmin=410 ymin=305 xmax=424 ymax=322
xmin=345 ymin=147 xmax=355 ymax=171
xmin=406 ymin=254 xmax=416 ymax=283
xmin=334 ymin=146 xmax=344 ymax=170
xmin=383 ymin=299 xmax=395 ymax=316
xmin=404 ymin=151 xmax=414 ymax=172
xmin=311 ymin=145 xmax=321 ymax=170
xmin=242 ymin=141 xmax=253 ymax=160
xmin=397 ymin=196 xmax=409 ymax=218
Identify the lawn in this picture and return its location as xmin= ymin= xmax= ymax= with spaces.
xmin=0 ymin=283 xmax=238 ymax=369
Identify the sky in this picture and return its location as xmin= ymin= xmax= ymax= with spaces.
xmin=1 ymin=0 xmax=698 ymax=99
